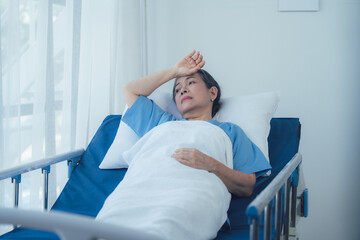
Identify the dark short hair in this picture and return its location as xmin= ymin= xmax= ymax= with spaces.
xmin=172 ymin=69 xmax=221 ymax=118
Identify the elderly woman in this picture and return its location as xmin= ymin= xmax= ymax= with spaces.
xmin=123 ymin=50 xmax=270 ymax=197
xmin=97 ymin=50 xmax=271 ymax=240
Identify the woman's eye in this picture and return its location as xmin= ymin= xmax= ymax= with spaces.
xmin=175 ymin=89 xmax=180 ymax=94
xmin=189 ymin=81 xmax=195 ymax=85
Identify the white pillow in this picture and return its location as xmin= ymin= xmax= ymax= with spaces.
xmin=213 ymin=92 xmax=279 ymax=166
xmin=99 ymin=90 xmax=279 ymax=169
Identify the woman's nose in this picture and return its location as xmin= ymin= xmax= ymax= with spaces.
xmin=180 ymin=88 xmax=188 ymax=95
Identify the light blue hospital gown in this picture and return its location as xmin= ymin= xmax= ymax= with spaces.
xmin=122 ymin=95 xmax=271 ymax=177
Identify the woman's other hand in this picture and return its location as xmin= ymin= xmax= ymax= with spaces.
xmin=173 ymin=50 xmax=206 ymax=77
xmin=172 ymin=148 xmax=215 ymax=172
xmin=172 ymin=147 xmax=256 ymax=197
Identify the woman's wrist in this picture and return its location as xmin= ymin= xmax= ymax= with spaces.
xmin=208 ymin=156 xmax=221 ymax=173
xmin=168 ymin=65 xmax=179 ymax=79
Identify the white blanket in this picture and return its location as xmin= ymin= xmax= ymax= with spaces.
xmin=96 ymin=121 xmax=233 ymax=240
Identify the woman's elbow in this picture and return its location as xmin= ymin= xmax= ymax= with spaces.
xmin=244 ymin=186 xmax=254 ymax=197
xmin=122 ymin=82 xmax=131 ymax=96
xmin=123 ymin=84 xmax=138 ymax=108
xmin=240 ymin=174 xmax=256 ymax=197
xmin=233 ymin=186 xmax=253 ymax=198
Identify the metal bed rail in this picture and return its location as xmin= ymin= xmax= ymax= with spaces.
xmin=0 ymin=207 xmax=158 ymax=240
xmin=0 ymin=149 xmax=84 ymax=211
xmin=246 ymin=153 xmax=306 ymax=240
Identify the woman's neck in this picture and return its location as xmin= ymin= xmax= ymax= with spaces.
xmin=183 ymin=111 xmax=212 ymax=121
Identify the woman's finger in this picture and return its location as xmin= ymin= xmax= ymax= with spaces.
xmin=172 ymin=149 xmax=191 ymax=160
xmin=195 ymin=54 xmax=203 ymax=64
xmin=186 ymin=50 xmax=196 ymax=58
xmin=172 ymin=152 xmax=189 ymax=159
xmin=175 ymin=158 xmax=192 ymax=167
xmin=192 ymin=51 xmax=200 ymax=61
xmin=185 ymin=50 xmax=196 ymax=63
xmin=198 ymin=60 xmax=205 ymax=69
xmin=174 ymin=148 xmax=190 ymax=153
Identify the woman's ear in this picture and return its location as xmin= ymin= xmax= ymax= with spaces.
xmin=209 ymin=86 xmax=218 ymax=100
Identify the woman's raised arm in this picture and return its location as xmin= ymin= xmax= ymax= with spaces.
xmin=123 ymin=50 xmax=205 ymax=108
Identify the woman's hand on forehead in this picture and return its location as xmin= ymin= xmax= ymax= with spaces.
xmin=173 ymin=50 xmax=205 ymax=77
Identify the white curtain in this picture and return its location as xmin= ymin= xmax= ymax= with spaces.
xmin=76 ymin=0 xmax=144 ymax=148
xmin=0 ymin=0 xmax=144 ymax=234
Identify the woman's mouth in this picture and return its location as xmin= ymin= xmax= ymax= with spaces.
xmin=181 ymin=96 xmax=192 ymax=104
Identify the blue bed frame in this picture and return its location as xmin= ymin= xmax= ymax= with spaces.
xmin=0 ymin=115 xmax=308 ymax=240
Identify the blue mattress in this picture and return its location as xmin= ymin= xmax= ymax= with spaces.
xmin=0 ymin=116 xmax=300 ymax=240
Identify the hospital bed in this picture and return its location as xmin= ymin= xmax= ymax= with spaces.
xmin=0 ymin=115 xmax=308 ymax=240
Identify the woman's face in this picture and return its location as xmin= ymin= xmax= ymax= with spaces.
xmin=174 ymin=73 xmax=217 ymax=120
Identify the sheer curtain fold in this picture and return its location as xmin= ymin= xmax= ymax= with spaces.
xmin=0 ymin=0 xmax=4 ymax=213
xmin=0 ymin=0 xmax=144 ymax=230
xmin=110 ymin=0 xmax=144 ymax=116
xmin=76 ymin=0 xmax=143 ymax=147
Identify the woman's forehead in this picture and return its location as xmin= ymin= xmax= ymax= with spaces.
xmin=176 ymin=73 xmax=201 ymax=86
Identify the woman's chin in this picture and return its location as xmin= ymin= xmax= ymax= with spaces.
xmin=178 ymin=104 xmax=192 ymax=116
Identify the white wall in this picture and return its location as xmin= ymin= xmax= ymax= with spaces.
xmin=146 ymin=0 xmax=360 ymax=239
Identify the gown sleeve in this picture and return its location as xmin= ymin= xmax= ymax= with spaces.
xmin=121 ymin=95 xmax=177 ymax=138
xmin=217 ymin=122 xmax=272 ymax=178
